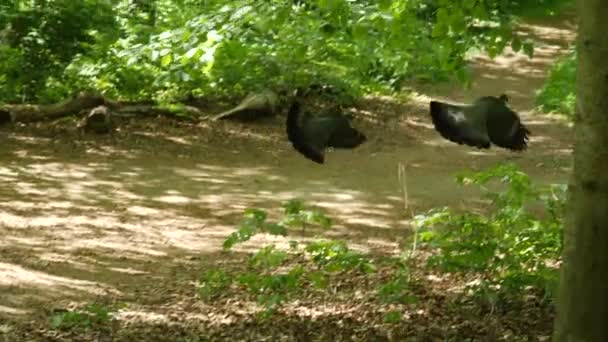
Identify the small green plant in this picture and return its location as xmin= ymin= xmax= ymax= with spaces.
xmin=237 ymin=266 xmax=306 ymax=317
xmin=249 ymin=245 xmax=289 ymax=270
xmin=415 ymin=163 xmax=566 ymax=300
xmin=305 ymin=240 xmax=376 ymax=273
xmin=281 ymin=199 xmax=332 ymax=232
xmin=377 ymin=269 xmax=416 ymax=305
xmin=223 ymin=208 xmax=288 ymax=250
xmin=223 ymin=201 xmax=332 ymax=250
xmin=213 ymin=199 xmax=383 ymax=317
xmin=198 ymin=269 xmax=232 ymax=301
xmin=383 ymin=310 xmax=403 ymax=324
xmin=49 ymin=303 xmax=115 ymax=330
xmin=536 ymin=47 xmax=577 ymax=117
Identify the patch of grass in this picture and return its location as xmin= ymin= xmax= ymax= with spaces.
xmin=535 ymin=48 xmax=576 ymax=117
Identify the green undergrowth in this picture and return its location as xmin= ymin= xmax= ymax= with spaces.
xmin=45 ymin=164 xmax=566 ymax=332
xmin=535 ymin=48 xmax=576 ymax=117
xmin=199 ymin=163 xmax=565 ymax=320
xmin=415 ymin=163 xmax=566 ymax=303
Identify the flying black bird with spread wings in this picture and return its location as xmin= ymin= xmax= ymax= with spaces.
xmin=429 ymin=94 xmax=530 ymax=151
xmin=286 ymin=89 xmax=367 ymax=164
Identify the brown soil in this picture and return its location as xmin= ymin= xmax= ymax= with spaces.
xmin=0 ymin=12 xmax=576 ymax=342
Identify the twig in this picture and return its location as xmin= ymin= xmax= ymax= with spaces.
xmin=398 ymin=162 xmax=418 ymax=262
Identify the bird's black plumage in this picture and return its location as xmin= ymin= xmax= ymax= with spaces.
xmin=429 ymin=94 xmax=530 ymax=151
xmin=286 ymin=92 xmax=366 ymax=164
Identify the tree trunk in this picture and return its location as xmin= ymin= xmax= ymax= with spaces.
xmin=553 ymin=1 xmax=608 ymax=341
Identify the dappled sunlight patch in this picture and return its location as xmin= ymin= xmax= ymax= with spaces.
xmin=126 ymin=205 xmax=162 ymax=216
xmin=0 ymin=166 xmax=19 ymax=178
xmin=37 ymin=252 xmax=87 ymax=265
xmin=5 ymin=214 xmax=123 ymax=231
xmin=114 ymin=309 xmax=170 ymax=324
xmin=163 ymin=136 xmax=193 ymax=145
xmin=76 ymin=240 xmax=167 ymax=257
xmin=2 ymin=236 xmax=48 ymax=248
xmin=83 ymin=145 xmax=137 ymax=159
xmin=215 ymin=126 xmax=282 ymax=143
xmin=0 ymin=262 xmax=116 ymax=295
xmin=283 ymin=302 xmax=370 ymax=319
xmin=339 ymin=217 xmax=393 ymax=229
xmin=9 ymin=135 xmax=52 ymax=145
xmin=153 ymin=194 xmax=193 ymax=204
xmin=518 ymin=21 xmax=576 ymax=38
xmin=466 ymin=150 xmax=495 ymax=157
xmin=1 ymin=200 xmax=65 ymax=212
xmin=401 ymin=117 xmax=435 ymax=130
xmin=364 ymin=238 xmax=402 ymax=253
xmin=0 ymin=305 xmax=29 ymax=316
xmin=107 ymin=267 xmax=149 ymax=275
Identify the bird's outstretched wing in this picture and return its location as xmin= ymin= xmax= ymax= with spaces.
xmin=286 ymin=97 xmax=366 ymax=164
xmin=429 ymin=100 xmax=491 ymax=149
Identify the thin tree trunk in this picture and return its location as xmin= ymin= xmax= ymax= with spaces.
xmin=553 ymin=1 xmax=608 ymax=341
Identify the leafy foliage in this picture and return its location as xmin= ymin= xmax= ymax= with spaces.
xmin=535 ymin=47 xmax=576 ymax=117
xmin=305 ymin=240 xmax=375 ymax=273
xmin=377 ymin=267 xmax=415 ymax=305
xmin=0 ymin=0 xmax=553 ymax=104
xmin=49 ymin=303 xmax=116 ymax=330
xmin=212 ymin=199 xmax=387 ymax=316
xmin=223 ymin=199 xmax=331 ymax=250
xmin=414 ymin=163 xmax=566 ymax=300
xmin=281 ymin=199 xmax=332 ymax=231
xmin=198 ymin=269 xmax=232 ymax=300
xmin=0 ymin=0 xmax=117 ymax=102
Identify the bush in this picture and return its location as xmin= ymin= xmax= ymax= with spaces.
xmin=535 ymin=48 xmax=576 ymax=117
xmin=414 ymin=163 xmax=566 ymax=301
xmin=2 ymin=0 xmax=539 ymax=103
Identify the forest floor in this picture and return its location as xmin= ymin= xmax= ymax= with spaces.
xmin=0 ymin=11 xmax=576 ymax=342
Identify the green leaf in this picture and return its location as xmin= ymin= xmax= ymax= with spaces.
xmin=308 ymin=271 xmax=329 ymax=289
xmin=318 ymin=0 xmax=342 ymax=11
xmin=264 ymin=223 xmax=288 ymax=236
xmin=523 ymin=42 xmax=534 ymax=58
xmin=511 ymin=37 xmax=522 ymax=52
xmin=161 ymin=53 xmax=173 ymax=66
xmin=185 ymin=47 xmax=199 ymax=59
xmin=378 ymin=0 xmax=392 ymax=10
xmin=159 ymin=31 xmax=173 ymax=40
xmin=351 ymin=23 xmax=369 ymax=41
xmin=383 ymin=310 xmax=402 ymax=324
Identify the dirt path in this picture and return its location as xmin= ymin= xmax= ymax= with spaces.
xmin=0 ymin=12 xmax=576 ymax=340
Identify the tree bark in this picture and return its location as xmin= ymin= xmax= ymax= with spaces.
xmin=553 ymin=1 xmax=608 ymax=341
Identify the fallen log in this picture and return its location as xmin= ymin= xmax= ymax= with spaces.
xmin=0 ymin=91 xmax=206 ymax=125
xmin=0 ymin=91 xmax=105 ymax=124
